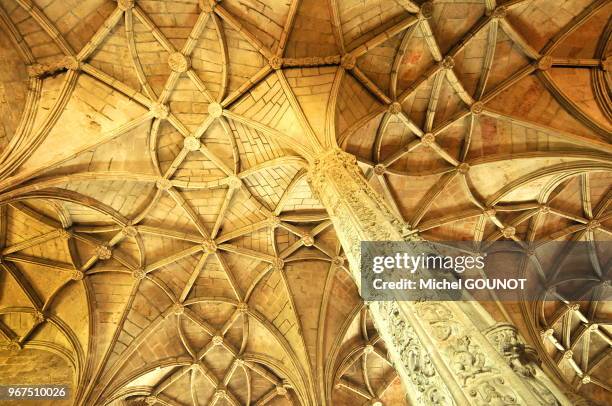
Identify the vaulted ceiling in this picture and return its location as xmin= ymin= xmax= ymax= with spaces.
xmin=0 ymin=0 xmax=610 ymax=405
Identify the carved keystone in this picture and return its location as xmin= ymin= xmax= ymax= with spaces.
xmin=581 ymin=375 xmax=591 ymax=384
xmin=470 ymin=101 xmax=484 ymax=115
xmin=488 ymin=6 xmax=507 ymax=19
xmin=71 ymin=270 xmax=85 ymax=281
xmin=122 ymin=226 xmax=137 ymax=237
xmin=440 ymin=56 xmax=455 ymax=70
xmin=212 ymin=335 xmax=224 ymax=345
xmin=236 ymin=302 xmax=248 ymax=313
xmin=32 ymin=310 xmax=45 ymax=324
xmin=340 ymin=54 xmax=356 ymax=70
xmin=272 ymin=257 xmax=284 ymax=271
xmin=6 ymin=339 xmax=21 ymax=352
xmin=364 ymin=344 xmax=374 ymax=354
xmin=132 ymin=269 xmax=146 ymax=280
xmin=421 ymin=133 xmax=435 ymax=146
xmin=96 ymin=245 xmax=112 ymax=260
xmin=171 ymin=303 xmax=184 ymax=315
xmin=302 ymin=233 xmax=315 ymax=247
xmin=144 ymin=396 xmax=158 ymax=405
xmin=208 ymin=102 xmax=223 ymax=118
xmin=483 ymin=208 xmax=496 ymax=217
xmin=62 ymin=56 xmax=80 ymax=71
xmin=388 ymin=102 xmax=402 ymax=115
xmin=227 ymin=175 xmax=242 ymax=190
xmin=332 ymin=256 xmax=345 ymax=267
xmin=268 ymin=55 xmax=283 ymax=70
xmin=215 ymin=388 xmax=227 ymax=398
xmin=586 ymin=220 xmax=600 ymax=230
xmin=156 ymin=178 xmax=172 ymax=191
xmin=117 ymin=0 xmax=134 ymax=11
xmin=540 ymin=328 xmax=554 ymax=338
xmin=370 ymin=400 xmax=383 ymax=406
xmin=537 ymin=55 xmax=553 ymax=71
xmin=58 ymin=229 xmax=72 ymax=240
xmin=150 ymin=103 xmax=169 ymax=119
xmin=419 ymin=1 xmax=434 ymax=19
xmin=184 ymin=136 xmax=201 ymax=151
xmin=276 ymin=385 xmax=288 ymax=396
xmin=456 ymin=163 xmax=470 ymax=174
xmin=563 ymin=350 xmax=573 ymax=360
xmin=268 ymin=215 xmax=281 ymax=228
xmin=202 ymin=239 xmax=217 ymax=253
xmin=168 ymin=52 xmax=191 ymax=73
xmin=539 ymin=205 xmax=551 ymax=214
xmin=199 ymin=0 xmax=215 ymax=13
xmin=502 ymin=227 xmax=516 ymax=238
xmin=373 ymin=164 xmax=386 ymax=175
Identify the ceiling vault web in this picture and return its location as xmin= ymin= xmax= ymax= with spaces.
xmin=0 ymin=0 xmax=610 ymax=404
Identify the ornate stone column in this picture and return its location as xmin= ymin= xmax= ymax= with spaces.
xmin=307 ymin=148 xmax=571 ymax=406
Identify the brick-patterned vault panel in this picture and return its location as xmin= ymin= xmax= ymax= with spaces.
xmin=0 ymin=0 xmax=610 ymax=405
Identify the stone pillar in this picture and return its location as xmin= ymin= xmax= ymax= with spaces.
xmin=307 ymin=148 xmax=571 ymax=406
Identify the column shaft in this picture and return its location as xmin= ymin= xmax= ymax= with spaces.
xmin=307 ymin=148 xmax=570 ymax=406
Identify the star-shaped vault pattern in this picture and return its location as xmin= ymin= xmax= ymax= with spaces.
xmin=0 ymin=0 xmax=610 ymax=405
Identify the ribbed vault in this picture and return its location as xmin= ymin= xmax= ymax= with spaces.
xmin=0 ymin=0 xmax=610 ymax=405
